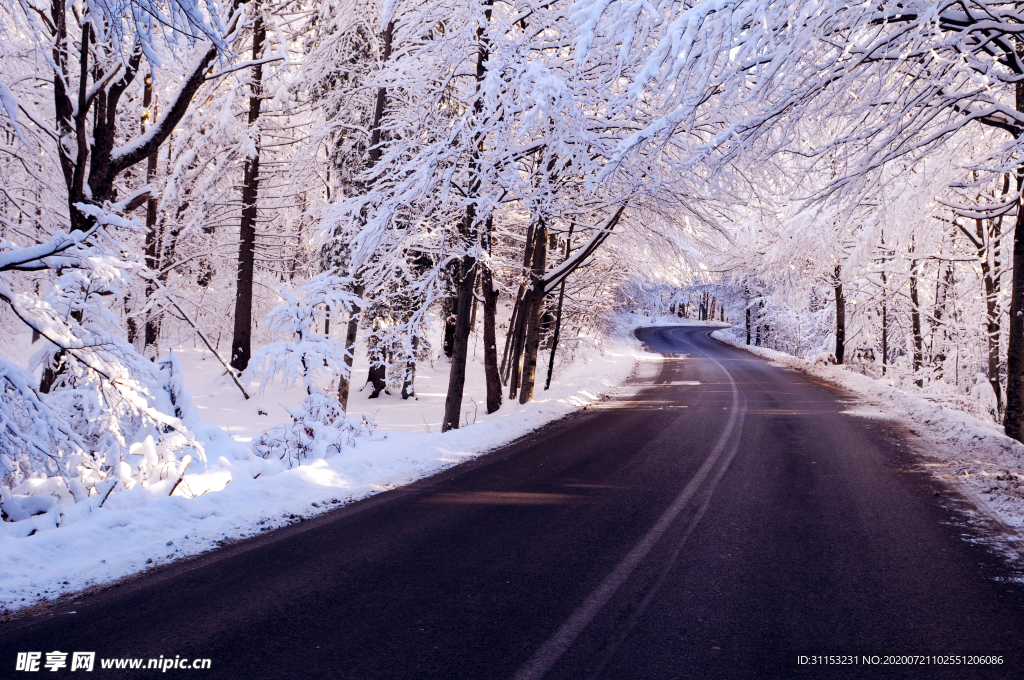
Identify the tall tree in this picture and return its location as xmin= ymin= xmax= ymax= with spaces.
xmin=441 ymin=0 xmax=494 ymax=432
xmin=230 ymin=4 xmax=267 ymax=372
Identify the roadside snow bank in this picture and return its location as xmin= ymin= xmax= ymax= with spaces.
xmin=0 ymin=332 xmax=645 ymax=615
xmin=711 ymin=328 xmax=1024 ymax=539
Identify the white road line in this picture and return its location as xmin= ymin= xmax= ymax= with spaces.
xmin=513 ymin=328 xmax=746 ymax=680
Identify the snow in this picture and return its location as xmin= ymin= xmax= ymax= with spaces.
xmin=711 ymin=327 xmax=1024 ymax=557
xmin=0 ymin=319 xmax=647 ymax=615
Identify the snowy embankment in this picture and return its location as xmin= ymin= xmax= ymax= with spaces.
xmin=0 ymin=325 xmax=649 ymax=616
xmin=711 ymin=328 xmax=1024 ymax=544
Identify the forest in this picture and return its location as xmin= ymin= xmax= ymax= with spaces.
xmin=2 ymin=0 xmax=1023 ymax=509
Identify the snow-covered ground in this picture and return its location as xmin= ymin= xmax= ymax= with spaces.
xmin=0 ymin=319 xmax=650 ymax=616
xmin=712 ymin=327 xmax=1024 ymax=559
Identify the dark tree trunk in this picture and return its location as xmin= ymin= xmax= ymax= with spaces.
xmin=910 ymin=257 xmax=924 ymax=387
xmin=126 ymin=304 xmax=139 ymax=347
xmin=999 ymin=80 xmax=1024 ymax=436
xmin=230 ymin=11 xmax=266 ymax=372
xmin=505 ymin=221 xmax=537 ymax=399
xmin=142 ymin=73 xmax=161 ymax=357
xmin=39 ymin=354 xmax=62 ymax=394
xmin=442 ymin=252 xmax=478 ymax=431
xmin=367 ymin=21 xmax=394 ymax=166
xmin=755 ymin=300 xmax=763 ymax=346
xmin=508 ymin=289 xmax=530 ymax=400
xmin=367 ymin=359 xmax=387 ymax=398
xmin=746 ymin=306 xmax=751 ymax=345
xmin=480 ymin=267 xmax=502 ymax=415
xmin=470 ymin=284 xmax=478 ymax=332
xmin=880 ymin=234 xmax=889 ymax=376
xmin=545 ymin=223 xmax=574 ymax=391
xmin=402 ymin=336 xmax=418 ymax=399
xmin=519 ymin=221 xmax=549 ymax=404
xmin=481 ymin=218 xmax=502 ymax=414
xmin=986 ymin=263 xmax=1003 ymax=412
xmin=969 ymin=213 xmax=1004 ymax=412
xmin=881 ymin=272 xmax=888 ymax=376
xmin=499 ymin=295 xmax=520 ymax=383
xmin=441 ymin=1 xmax=493 ymax=431
xmin=834 ymin=264 xmax=845 ymax=364
xmin=335 ymin=21 xmax=392 ymax=409
xmin=932 ymin=258 xmax=953 ymax=380
xmin=545 ymin=279 xmax=567 ymax=390
xmin=442 ymin=294 xmax=458 ymax=358
xmin=337 ymin=283 xmax=363 ymax=411
xmin=1005 ymin=162 xmax=1024 ymax=439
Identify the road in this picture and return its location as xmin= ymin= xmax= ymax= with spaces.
xmin=3 ymin=325 xmax=1024 ymax=679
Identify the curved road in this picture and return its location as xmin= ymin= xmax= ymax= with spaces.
xmin=3 ymin=326 xmax=1024 ymax=678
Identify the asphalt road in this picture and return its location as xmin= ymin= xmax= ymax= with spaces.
xmin=3 ymin=325 xmax=1024 ymax=679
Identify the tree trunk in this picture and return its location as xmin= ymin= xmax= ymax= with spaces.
xmin=367 ymin=352 xmax=388 ymax=398
xmin=746 ymin=306 xmax=751 ymax=345
xmin=1005 ymin=164 xmax=1024 ymax=439
xmin=499 ymin=294 xmax=519 ymax=384
xmin=755 ymin=300 xmax=763 ymax=346
xmin=142 ymin=72 xmax=162 ymax=358
xmin=508 ymin=284 xmax=531 ymax=400
xmin=470 ymin=284 xmax=478 ymax=332
xmin=519 ymin=221 xmax=548 ymax=404
xmin=880 ymin=234 xmax=889 ymax=376
xmin=229 ymin=10 xmax=266 ymax=372
xmin=545 ymin=280 xmax=567 ymax=390
xmin=507 ymin=295 xmax=529 ymax=399
xmin=545 ymin=224 xmax=574 ymax=391
xmin=126 ymin=300 xmax=139 ymax=348
xmin=976 ymin=215 xmax=1003 ymax=413
xmin=881 ymin=274 xmax=888 ymax=376
xmin=834 ymin=264 xmax=845 ymax=364
xmin=337 ymin=283 xmax=363 ymax=411
xmin=440 ymin=1 xmax=493 ymax=431
xmin=442 ymin=252 xmax=478 ymax=431
xmin=442 ymin=293 xmax=458 ymax=358
xmin=505 ymin=220 xmax=538 ymax=398
xmin=402 ymin=335 xmax=418 ymax=399
xmin=335 ymin=21 xmax=392 ymax=409
xmin=481 ymin=216 xmax=502 ymax=414
xmin=481 ymin=264 xmax=502 ymax=413
xmin=39 ymin=354 xmax=62 ymax=393
xmin=932 ymin=258 xmax=953 ymax=380
xmin=909 ymin=257 xmax=924 ymax=387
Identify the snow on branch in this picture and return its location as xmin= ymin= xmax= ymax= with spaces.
xmin=541 ymin=206 xmax=625 ymax=295
xmin=246 ymin=272 xmax=363 ymax=396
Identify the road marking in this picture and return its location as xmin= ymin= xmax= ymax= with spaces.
xmin=513 ymin=328 xmax=746 ymax=680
